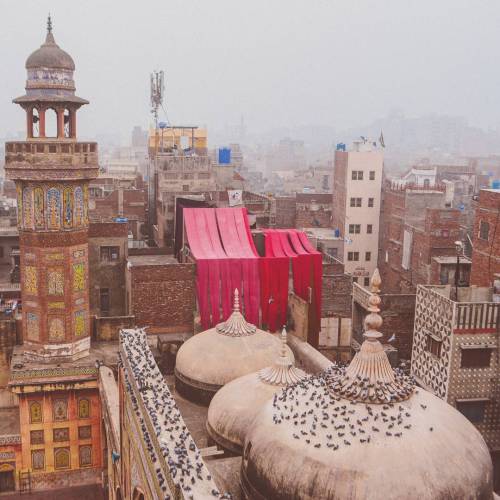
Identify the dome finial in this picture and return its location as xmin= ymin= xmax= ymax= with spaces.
xmin=216 ymin=289 xmax=256 ymax=337
xmin=47 ymin=13 xmax=53 ymax=34
xmin=331 ymin=269 xmax=415 ymax=403
xmin=364 ymin=268 xmax=383 ymax=341
xmin=233 ymin=289 xmax=240 ymax=313
xmin=258 ymin=325 xmax=306 ymax=385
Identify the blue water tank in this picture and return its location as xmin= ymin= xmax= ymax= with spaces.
xmin=492 ymin=180 xmax=500 ymax=189
xmin=336 ymin=143 xmax=346 ymax=151
xmin=218 ymin=148 xmax=231 ymax=164
xmin=334 ymin=228 xmax=340 ymax=237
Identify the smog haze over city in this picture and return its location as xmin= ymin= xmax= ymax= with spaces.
xmin=1 ymin=0 xmax=500 ymax=150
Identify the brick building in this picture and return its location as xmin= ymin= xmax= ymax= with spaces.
xmin=88 ymin=222 xmax=128 ymax=319
xmin=379 ymin=181 xmax=467 ymax=293
xmin=470 ymin=189 xmax=500 ymax=287
xmin=295 ymin=193 xmax=332 ymax=228
xmin=126 ymin=255 xmax=195 ymax=334
xmin=411 ymin=284 xmax=500 ymax=490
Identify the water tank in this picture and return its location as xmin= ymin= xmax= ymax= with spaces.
xmin=491 ymin=180 xmax=500 ymax=189
xmin=336 ymin=143 xmax=346 ymax=151
xmin=334 ymin=228 xmax=340 ymax=237
xmin=218 ymin=148 xmax=231 ymax=164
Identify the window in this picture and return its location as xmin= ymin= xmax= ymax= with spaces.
xmin=182 ymin=185 xmax=189 ymax=192
xmin=54 ymin=447 xmax=70 ymax=470
xmin=363 ymin=277 xmax=370 ymax=287
xmin=352 ymin=277 xmax=358 ymax=283
xmin=369 ymin=171 xmax=375 ymax=180
xmin=100 ymin=288 xmax=110 ymax=316
xmin=349 ymin=224 xmax=361 ymax=234
xmin=351 ymin=170 xmax=364 ymax=180
xmin=78 ymin=398 xmax=91 ymax=419
xmin=53 ymin=428 xmax=69 ymax=442
xmin=100 ymin=246 xmax=120 ymax=262
xmin=30 ymin=430 xmax=44 ymax=445
xmin=0 ymin=247 xmax=3 ymax=259
xmin=479 ymin=221 xmax=489 ymax=241
xmin=350 ymin=197 xmax=362 ymax=207
xmin=425 ymin=335 xmax=442 ymax=357
xmin=348 ymin=252 xmax=359 ymax=261
xmin=79 ymin=445 xmax=92 ymax=467
xmin=368 ymin=198 xmax=374 ymax=207
xmin=367 ymin=224 xmax=373 ymax=234
xmin=32 ymin=450 xmax=45 ymax=471
xmin=461 ymin=348 xmax=492 ymax=368
xmin=365 ymin=252 xmax=371 ymax=261
xmin=29 ymin=401 xmax=42 ymax=424
xmin=53 ymin=399 xmax=68 ymax=421
xmin=78 ymin=425 xmax=92 ymax=439
xmin=456 ymin=400 xmax=487 ymax=423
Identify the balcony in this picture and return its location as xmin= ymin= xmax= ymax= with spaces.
xmin=4 ymin=141 xmax=99 ymax=181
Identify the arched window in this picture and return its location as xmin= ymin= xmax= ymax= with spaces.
xmin=29 ymin=401 xmax=42 ymax=424
xmin=78 ymin=398 xmax=90 ymax=419
xmin=53 ymin=399 xmax=68 ymax=421
xmin=45 ymin=108 xmax=58 ymax=138
xmin=132 ymin=488 xmax=145 ymax=500
xmin=116 ymin=488 xmax=122 ymax=500
xmin=54 ymin=447 xmax=70 ymax=470
xmin=32 ymin=108 xmax=40 ymax=138
xmin=63 ymin=108 xmax=71 ymax=138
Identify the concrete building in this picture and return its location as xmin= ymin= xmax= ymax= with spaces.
xmin=411 ymin=284 xmax=500 ymax=490
xmin=332 ymin=140 xmax=383 ymax=286
xmin=470 ymin=189 xmax=500 ymax=287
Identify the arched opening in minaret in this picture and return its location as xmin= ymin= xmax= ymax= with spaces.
xmin=63 ymin=108 xmax=71 ymax=138
xmin=45 ymin=108 xmax=58 ymax=138
xmin=32 ymin=108 xmax=40 ymax=138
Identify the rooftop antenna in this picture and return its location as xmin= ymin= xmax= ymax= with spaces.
xmin=147 ymin=70 xmax=164 ymax=246
xmin=150 ymin=70 xmax=164 ymax=126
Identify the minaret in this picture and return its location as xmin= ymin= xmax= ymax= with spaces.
xmin=4 ymin=17 xmax=98 ymax=361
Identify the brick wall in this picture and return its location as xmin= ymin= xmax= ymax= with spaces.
xmin=273 ymin=197 xmax=296 ymax=228
xmin=470 ymin=189 xmax=500 ymax=286
xmin=295 ymin=207 xmax=332 ymax=228
xmin=129 ymin=262 xmax=195 ymax=332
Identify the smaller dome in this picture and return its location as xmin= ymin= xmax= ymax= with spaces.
xmin=26 ymin=22 xmax=75 ymax=71
xmin=207 ymin=328 xmax=306 ymax=454
xmin=175 ymin=290 xmax=294 ymax=405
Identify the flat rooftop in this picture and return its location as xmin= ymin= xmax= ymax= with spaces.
xmin=9 ymin=342 xmax=120 ymax=385
xmin=127 ymin=254 xmax=179 ymax=267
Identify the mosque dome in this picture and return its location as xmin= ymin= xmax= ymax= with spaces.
xmin=26 ymin=22 xmax=75 ymax=71
xmin=241 ymin=271 xmax=494 ymax=500
xmin=175 ymin=290 xmax=294 ymax=405
xmin=206 ymin=327 xmax=306 ymax=454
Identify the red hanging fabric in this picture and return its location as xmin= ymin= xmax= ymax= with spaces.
xmin=183 ymin=209 xmax=212 ymax=328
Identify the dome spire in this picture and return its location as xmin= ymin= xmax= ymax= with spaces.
xmin=258 ymin=326 xmax=306 ymax=385
xmin=45 ymin=13 xmax=56 ymax=44
xmin=331 ymin=269 xmax=414 ymax=403
xmin=215 ymin=289 xmax=257 ymax=337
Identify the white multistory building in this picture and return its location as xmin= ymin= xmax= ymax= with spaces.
xmin=332 ymin=139 xmax=383 ymax=287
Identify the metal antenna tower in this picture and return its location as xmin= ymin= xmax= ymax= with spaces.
xmin=147 ymin=70 xmax=165 ymax=244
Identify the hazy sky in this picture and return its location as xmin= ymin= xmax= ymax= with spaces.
xmin=1 ymin=0 xmax=499 ymax=142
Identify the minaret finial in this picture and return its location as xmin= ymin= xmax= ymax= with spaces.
xmin=47 ymin=13 xmax=52 ymax=34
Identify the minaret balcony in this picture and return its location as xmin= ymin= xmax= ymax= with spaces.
xmin=4 ymin=141 xmax=98 ymax=181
